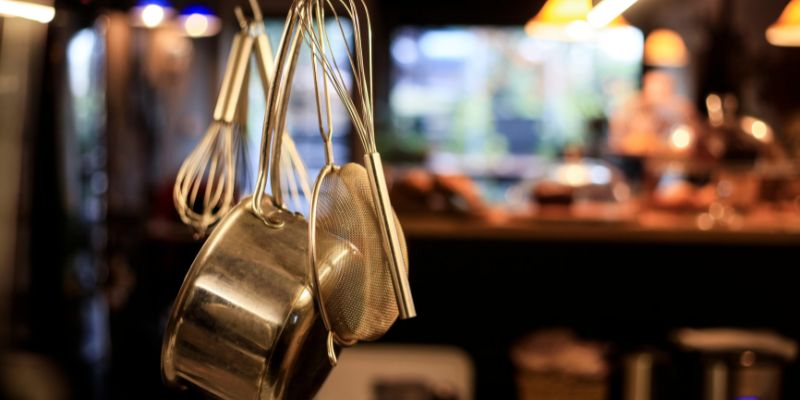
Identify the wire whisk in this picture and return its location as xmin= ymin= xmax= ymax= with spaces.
xmin=174 ymin=14 xmax=252 ymax=236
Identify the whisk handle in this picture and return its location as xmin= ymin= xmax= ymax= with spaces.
xmin=213 ymin=33 xmax=246 ymax=121
xmin=364 ymin=152 xmax=417 ymax=319
xmin=222 ymin=35 xmax=255 ymax=123
xmin=254 ymin=38 xmax=275 ymax=94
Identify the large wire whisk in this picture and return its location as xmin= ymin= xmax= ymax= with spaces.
xmin=173 ymin=14 xmax=252 ymax=237
xmin=175 ymin=4 xmax=312 ymax=236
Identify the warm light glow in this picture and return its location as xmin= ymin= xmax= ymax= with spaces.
xmin=706 ymin=94 xmax=724 ymax=127
xmin=752 ymin=121 xmax=768 ymax=140
xmin=587 ymin=0 xmax=638 ymax=28
xmin=525 ymin=0 xmax=594 ymax=41
xmin=0 ymin=0 xmax=55 ymax=23
xmin=141 ymin=4 xmax=165 ymax=28
xmin=740 ymin=116 xmax=773 ymax=143
xmin=767 ymin=0 xmax=800 ymax=46
xmin=130 ymin=1 xmax=174 ymax=28
xmin=556 ymin=163 xmax=591 ymax=187
xmin=696 ymin=213 xmax=714 ymax=231
xmin=183 ymin=14 xmax=208 ymax=37
xmin=669 ymin=125 xmax=693 ymax=151
xmin=644 ymin=29 xmax=689 ymax=67
xmin=178 ymin=6 xmax=220 ymax=38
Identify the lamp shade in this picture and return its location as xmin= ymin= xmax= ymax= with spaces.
xmin=525 ymin=0 xmax=593 ymax=41
xmin=644 ymin=29 xmax=689 ymax=67
xmin=587 ymin=0 xmax=638 ymax=28
xmin=606 ymin=14 xmax=631 ymax=28
xmin=766 ymin=0 xmax=800 ymax=46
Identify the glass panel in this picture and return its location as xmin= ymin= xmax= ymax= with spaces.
xmin=388 ymin=25 xmax=643 ymax=178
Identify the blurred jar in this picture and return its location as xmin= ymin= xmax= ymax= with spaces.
xmin=674 ymin=328 xmax=798 ymax=400
xmin=511 ymin=329 xmax=609 ymax=400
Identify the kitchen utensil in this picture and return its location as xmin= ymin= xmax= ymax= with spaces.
xmin=163 ymin=4 xmax=342 ymax=399
xmin=161 ymin=198 xmax=345 ymax=400
xmin=247 ymin=0 xmax=312 ymax=212
xmin=298 ymin=0 xmax=415 ymax=358
xmin=305 ymin=3 xmax=408 ymax=357
xmin=174 ymin=5 xmax=313 ymax=235
xmin=173 ymin=13 xmax=252 ymax=236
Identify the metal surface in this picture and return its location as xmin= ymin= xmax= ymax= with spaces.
xmin=299 ymin=0 xmax=416 ymax=319
xmin=162 ymin=198 xmax=345 ymax=400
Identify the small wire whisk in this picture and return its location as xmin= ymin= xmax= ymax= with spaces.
xmin=174 ymin=13 xmax=253 ymax=236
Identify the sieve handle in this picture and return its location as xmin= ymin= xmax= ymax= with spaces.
xmin=364 ymin=152 xmax=417 ymax=319
xmin=267 ymin=19 xmax=304 ymax=210
xmin=308 ymin=164 xmax=342 ymax=366
xmin=252 ymin=3 xmax=305 ymax=217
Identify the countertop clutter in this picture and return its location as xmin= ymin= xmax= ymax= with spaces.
xmin=399 ymin=202 xmax=800 ymax=245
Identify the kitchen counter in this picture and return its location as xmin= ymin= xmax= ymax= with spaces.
xmin=399 ymin=203 xmax=800 ymax=246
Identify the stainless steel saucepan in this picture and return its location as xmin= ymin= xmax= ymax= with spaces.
xmin=161 ymin=197 xmax=347 ymax=399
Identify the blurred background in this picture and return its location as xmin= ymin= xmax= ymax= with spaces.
xmin=3 ymin=0 xmax=800 ymax=399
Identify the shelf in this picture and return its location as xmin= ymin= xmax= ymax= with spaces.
xmin=399 ymin=205 xmax=800 ymax=246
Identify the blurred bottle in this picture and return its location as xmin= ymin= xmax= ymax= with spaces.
xmin=700 ymin=94 xmax=760 ymax=163
xmin=675 ymin=328 xmax=797 ymax=400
